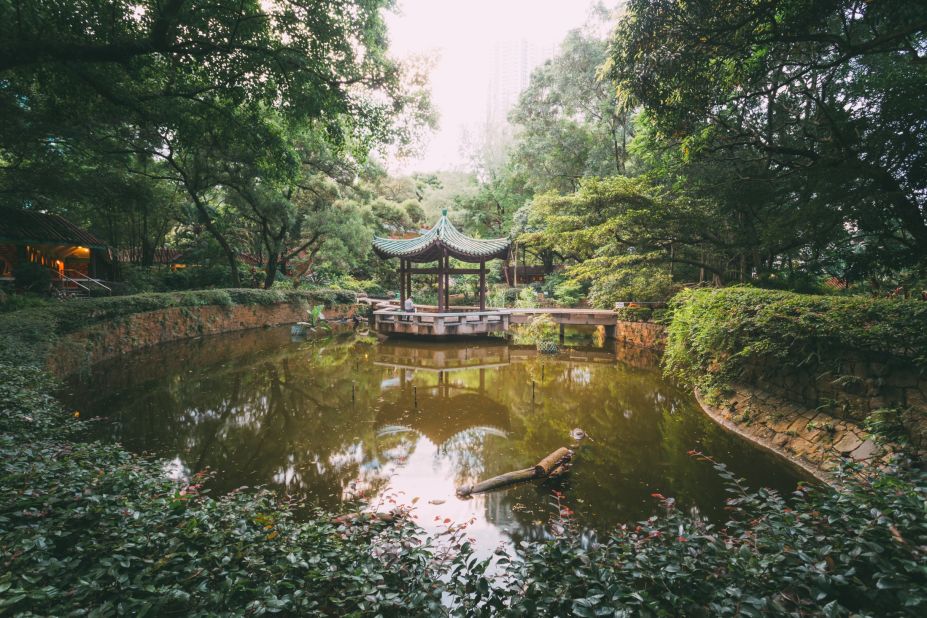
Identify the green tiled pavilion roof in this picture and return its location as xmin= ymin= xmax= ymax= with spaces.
xmin=372 ymin=211 xmax=510 ymax=263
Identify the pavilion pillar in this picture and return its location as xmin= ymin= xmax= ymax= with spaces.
xmin=479 ymin=261 xmax=486 ymax=311
xmin=436 ymin=256 xmax=444 ymax=312
xmin=444 ymin=253 xmax=450 ymax=311
xmin=399 ymin=259 xmax=407 ymax=309
xmin=406 ymin=262 xmax=412 ymax=302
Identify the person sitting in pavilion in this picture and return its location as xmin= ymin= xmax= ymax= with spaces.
xmin=404 ymin=295 xmax=415 ymax=314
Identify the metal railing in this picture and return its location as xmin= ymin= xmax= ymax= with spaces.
xmin=52 ymin=269 xmax=112 ymax=295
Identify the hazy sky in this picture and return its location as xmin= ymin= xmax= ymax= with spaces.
xmin=385 ymin=0 xmax=606 ymax=173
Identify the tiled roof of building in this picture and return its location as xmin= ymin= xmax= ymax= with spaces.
xmin=372 ymin=210 xmax=510 ymax=263
xmin=116 ymin=247 xmax=185 ymax=264
xmin=0 ymin=208 xmax=108 ymax=248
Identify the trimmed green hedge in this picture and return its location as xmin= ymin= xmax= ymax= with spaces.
xmin=664 ymin=287 xmax=927 ymax=398
xmin=0 ymin=288 xmax=356 ymax=365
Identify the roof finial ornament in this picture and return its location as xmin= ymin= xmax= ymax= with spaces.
xmin=441 ymin=208 xmax=447 ymax=216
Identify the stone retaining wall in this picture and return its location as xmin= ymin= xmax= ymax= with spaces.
xmin=696 ymin=388 xmax=897 ymax=484
xmin=613 ymin=320 xmax=666 ymax=351
xmin=609 ymin=318 xmax=919 ymax=478
xmin=741 ymin=353 xmax=927 ymax=451
xmin=48 ymin=302 xmax=356 ymax=377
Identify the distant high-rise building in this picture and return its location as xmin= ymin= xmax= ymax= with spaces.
xmin=486 ymin=40 xmax=556 ymax=125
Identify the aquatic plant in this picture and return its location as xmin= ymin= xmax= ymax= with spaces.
xmin=511 ymin=313 xmax=558 ymax=349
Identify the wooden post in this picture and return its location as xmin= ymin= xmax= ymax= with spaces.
xmin=444 ymin=254 xmax=450 ymax=310
xmin=513 ymin=242 xmax=518 ymax=287
xmin=436 ymin=256 xmax=444 ymax=312
xmin=406 ymin=262 xmax=412 ymax=302
xmin=399 ymin=259 xmax=406 ymax=309
xmin=479 ymin=261 xmax=486 ymax=311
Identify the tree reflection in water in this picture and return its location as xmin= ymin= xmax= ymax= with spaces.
xmin=65 ymin=328 xmax=808 ymax=555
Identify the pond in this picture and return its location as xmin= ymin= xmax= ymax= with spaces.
xmin=63 ymin=327 xmax=808 ymax=555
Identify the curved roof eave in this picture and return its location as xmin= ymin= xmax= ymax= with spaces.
xmin=372 ymin=213 xmax=511 ymax=263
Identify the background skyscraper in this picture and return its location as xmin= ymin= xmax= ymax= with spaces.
xmin=486 ymin=39 xmax=557 ymax=125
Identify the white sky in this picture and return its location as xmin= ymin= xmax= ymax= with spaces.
xmin=384 ymin=0 xmax=605 ymax=173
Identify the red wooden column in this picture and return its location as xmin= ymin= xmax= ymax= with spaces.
xmin=436 ymin=256 xmax=444 ymax=312
xmin=479 ymin=260 xmax=486 ymax=311
xmin=444 ymin=253 xmax=450 ymax=310
xmin=399 ymin=259 xmax=406 ymax=309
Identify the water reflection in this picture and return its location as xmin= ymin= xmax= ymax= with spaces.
xmin=65 ymin=328 xmax=807 ymax=554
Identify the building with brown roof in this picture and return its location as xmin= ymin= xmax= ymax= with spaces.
xmin=0 ymin=207 xmax=112 ymax=287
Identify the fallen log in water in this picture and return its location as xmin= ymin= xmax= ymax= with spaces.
xmin=456 ymin=467 xmax=537 ymax=497
xmin=534 ymin=447 xmax=573 ymax=476
xmin=546 ymin=462 xmax=572 ymax=480
xmin=457 ymin=447 xmax=574 ymax=497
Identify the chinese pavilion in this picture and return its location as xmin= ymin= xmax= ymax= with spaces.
xmin=372 ymin=210 xmax=510 ymax=312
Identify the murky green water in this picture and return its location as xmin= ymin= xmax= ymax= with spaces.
xmin=64 ymin=327 xmax=807 ymax=553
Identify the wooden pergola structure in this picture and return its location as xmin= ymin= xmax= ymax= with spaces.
xmin=372 ymin=210 xmax=511 ymax=312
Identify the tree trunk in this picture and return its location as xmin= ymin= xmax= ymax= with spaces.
xmin=141 ymin=237 xmax=155 ymax=268
xmin=263 ymin=252 xmax=279 ymax=289
xmin=191 ymin=198 xmax=240 ymax=287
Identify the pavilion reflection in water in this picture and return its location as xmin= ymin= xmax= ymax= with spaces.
xmin=373 ymin=340 xmax=514 ymax=447
xmin=370 ymin=340 xmax=634 ymax=448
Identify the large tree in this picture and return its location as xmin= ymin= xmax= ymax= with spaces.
xmin=610 ymin=0 xmax=927 ymax=277
xmin=0 ymin=0 xmax=433 ymax=285
xmin=510 ymin=27 xmax=633 ymax=194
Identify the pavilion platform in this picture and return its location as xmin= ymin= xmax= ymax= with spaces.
xmin=372 ymin=307 xmax=510 ymax=337
xmin=371 ymin=305 xmax=620 ymax=338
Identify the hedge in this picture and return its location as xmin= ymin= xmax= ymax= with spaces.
xmin=663 ymin=287 xmax=927 ymax=398
xmin=0 ymin=288 xmax=356 ymax=363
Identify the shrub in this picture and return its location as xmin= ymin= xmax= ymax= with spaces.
xmin=488 ymin=286 xmax=521 ymax=308
xmin=539 ymin=273 xmax=585 ymax=307
xmin=581 ymin=265 xmax=676 ymax=308
xmin=512 ymin=313 xmax=559 ymax=347
xmin=13 ymin=261 xmax=53 ymax=292
xmin=663 ymin=287 xmax=927 ymax=399
xmin=331 ymin=275 xmax=388 ymax=297
xmin=0 ymin=292 xmax=51 ymax=314
xmin=515 ymin=286 xmax=540 ymax=308
xmin=0 ymin=289 xmax=354 ymax=347
xmin=614 ymin=306 xmax=653 ymax=322
xmin=117 ymin=263 xmax=243 ymax=293
xmin=495 ymin=456 xmax=927 ymax=617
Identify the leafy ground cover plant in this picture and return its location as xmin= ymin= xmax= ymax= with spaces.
xmin=492 ymin=455 xmax=927 ymax=617
xmin=1 ymin=289 xmax=925 ymax=615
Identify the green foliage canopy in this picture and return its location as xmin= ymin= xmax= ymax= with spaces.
xmin=610 ymin=0 xmax=927 ymax=276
